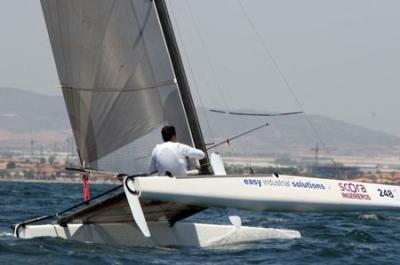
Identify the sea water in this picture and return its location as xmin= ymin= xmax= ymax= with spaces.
xmin=1 ymin=181 xmax=400 ymax=265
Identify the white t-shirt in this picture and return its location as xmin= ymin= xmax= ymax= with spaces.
xmin=148 ymin=142 xmax=206 ymax=176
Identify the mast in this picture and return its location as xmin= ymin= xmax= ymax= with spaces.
xmin=154 ymin=0 xmax=210 ymax=174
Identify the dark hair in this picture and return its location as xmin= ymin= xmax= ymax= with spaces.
xmin=161 ymin=126 xmax=176 ymax=142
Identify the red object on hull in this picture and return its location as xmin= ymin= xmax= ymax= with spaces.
xmin=82 ymin=173 xmax=90 ymax=202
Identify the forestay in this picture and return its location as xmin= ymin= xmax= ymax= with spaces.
xmin=41 ymin=0 xmax=194 ymax=173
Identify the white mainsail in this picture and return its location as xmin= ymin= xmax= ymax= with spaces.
xmin=41 ymin=0 xmax=194 ymax=173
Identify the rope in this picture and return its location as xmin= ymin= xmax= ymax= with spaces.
xmin=207 ymin=123 xmax=269 ymax=151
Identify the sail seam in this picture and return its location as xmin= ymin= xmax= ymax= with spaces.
xmin=61 ymin=79 xmax=177 ymax=92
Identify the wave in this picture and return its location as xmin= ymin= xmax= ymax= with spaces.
xmin=346 ymin=229 xmax=378 ymax=243
xmin=203 ymin=227 xmax=301 ymax=248
xmin=0 ymin=231 xmax=13 ymax=238
xmin=358 ymin=214 xmax=400 ymax=222
xmin=358 ymin=214 xmax=379 ymax=220
xmin=264 ymin=217 xmax=289 ymax=223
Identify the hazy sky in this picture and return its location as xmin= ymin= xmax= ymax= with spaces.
xmin=1 ymin=0 xmax=399 ymax=137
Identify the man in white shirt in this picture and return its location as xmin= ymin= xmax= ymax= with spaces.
xmin=149 ymin=126 xmax=205 ymax=176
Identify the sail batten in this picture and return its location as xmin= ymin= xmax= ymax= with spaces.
xmin=41 ymin=0 xmax=194 ymax=172
xmin=61 ymin=79 xmax=177 ymax=92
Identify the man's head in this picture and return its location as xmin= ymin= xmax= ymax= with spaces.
xmin=161 ymin=125 xmax=176 ymax=142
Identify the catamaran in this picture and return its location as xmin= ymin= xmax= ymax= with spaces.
xmin=13 ymin=0 xmax=400 ymax=247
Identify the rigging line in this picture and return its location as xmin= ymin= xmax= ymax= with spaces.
xmin=184 ymin=2 xmax=230 ymax=110
xmin=210 ymin=109 xmax=304 ymax=117
xmin=168 ymin=1 xmax=217 ymax=147
xmin=235 ymin=0 xmax=343 ymax=178
xmin=207 ymin=123 xmax=269 ymax=151
xmin=185 ymin=0 xmax=241 ymax=157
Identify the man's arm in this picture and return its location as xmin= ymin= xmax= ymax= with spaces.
xmin=179 ymin=144 xmax=206 ymax=159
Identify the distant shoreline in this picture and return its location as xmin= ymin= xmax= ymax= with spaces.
xmin=1 ymin=176 xmax=398 ymax=186
xmin=0 ymin=178 xmax=119 ymax=185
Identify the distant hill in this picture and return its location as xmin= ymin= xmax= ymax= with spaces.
xmin=1 ymin=87 xmax=400 ymax=156
xmin=198 ymin=110 xmax=400 ymax=156
xmin=0 ymin=87 xmax=69 ymax=132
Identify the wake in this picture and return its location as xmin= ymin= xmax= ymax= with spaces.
xmin=0 ymin=231 xmax=13 ymax=238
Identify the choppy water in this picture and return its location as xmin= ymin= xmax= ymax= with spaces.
xmin=1 ymin=181 xmax=400 ymax=264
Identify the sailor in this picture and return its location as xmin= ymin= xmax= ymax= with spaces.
xmin=149 ymin=125 xmax=205 ymax=176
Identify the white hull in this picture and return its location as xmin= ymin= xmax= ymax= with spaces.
xmin=15 ymin=174 xmax=399 ymax=247
xmin=136 ymin=174 xmax=400 ymax=211
xmin=18 ymin=222 xmax=300 ymax=247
